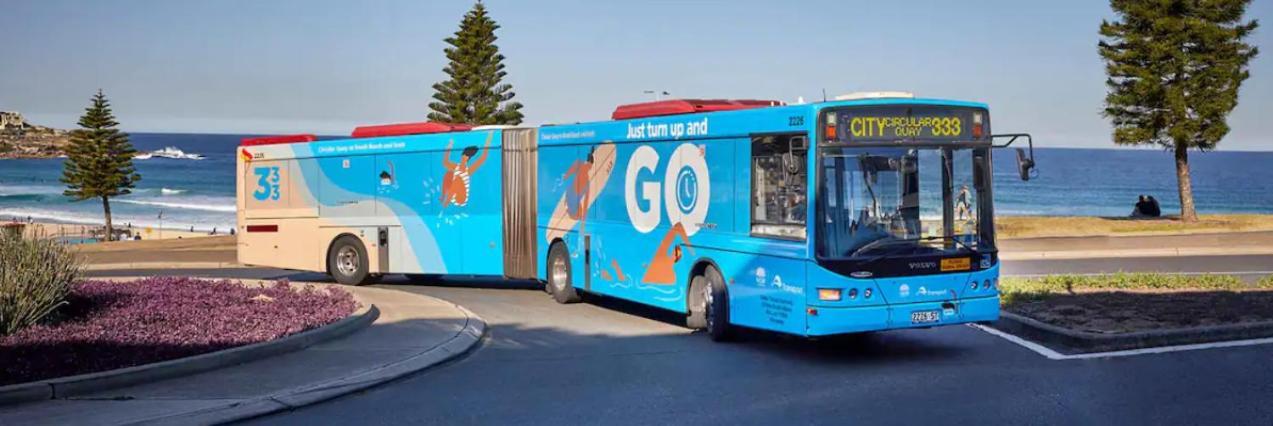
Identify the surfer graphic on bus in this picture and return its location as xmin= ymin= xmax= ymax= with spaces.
xmin=563 ymin=146 xmax=598 ymax=226
xmin=440 ymin=132 xmax=493 ymax=209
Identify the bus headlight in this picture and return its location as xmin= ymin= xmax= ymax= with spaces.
xmin=818 ymin=288 xmax=842 ymax=301
xmin=847 ymin=288 xmax=858 ymax=299
xmin=985 ymin=279 xmax=994 ymax=290
xmin=864 ymin=288 xmax=873 ymax=299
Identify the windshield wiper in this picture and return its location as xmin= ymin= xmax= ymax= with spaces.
xmin=913 ymin=235 xmax=980 ymax=255
xmin=846 ymin=236 xmax=897 ymax=258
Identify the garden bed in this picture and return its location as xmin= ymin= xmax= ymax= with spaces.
xmin=0 ymin=277 xmax=356 ymax=386
xmin=1000 ymin=273 xmax=1273 ymax=334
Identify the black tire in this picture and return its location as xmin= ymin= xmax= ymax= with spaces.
xmin=686 ymin=275 xmax=708 ymax=330
xmin=328 ymin=235 xmax=375 ymax=286
xmin=546 ymin=242 xmax=581 ymax=304
xmin=702 ymin=267 xmax=732 ymax=341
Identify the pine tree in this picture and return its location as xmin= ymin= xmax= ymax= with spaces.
xmin=61 ymin=90 xmax=140 ymax=241
xmin=1099 ymin=0 xmax=1258 ymax=222
xmin=428 ymin=2 xmax=524 ymax=125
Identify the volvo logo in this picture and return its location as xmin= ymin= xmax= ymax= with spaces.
xmin=908 ymin=261 xmax=937 ymax=270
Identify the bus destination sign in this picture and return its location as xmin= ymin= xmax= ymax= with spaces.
xmin=826 ymin=106 xmax=988 ymax=144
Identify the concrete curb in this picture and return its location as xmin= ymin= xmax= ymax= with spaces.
xmin=1000 ymin=247 xmax=1273 ymax=261
xmin=139 ymin=300 xmax=488 ymax=425
xmin=0 ymin=302 xmax=379 ymax=407
xmin=993 ymin=311 xmax=1273 ymax=354
xmin=84 ymin=262 xmax=245 ymax=271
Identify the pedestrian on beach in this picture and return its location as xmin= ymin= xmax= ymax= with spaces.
xmin=955 ymin=184 xmax=972 ymax=221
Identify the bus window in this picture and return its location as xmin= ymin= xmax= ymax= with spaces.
xmin=751 ymin=134 xmax=808 ymax=240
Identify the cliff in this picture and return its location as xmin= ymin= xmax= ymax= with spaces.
xmin=0 ymin=111 xmax=70 ymax=159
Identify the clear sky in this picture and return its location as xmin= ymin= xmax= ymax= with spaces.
xmin=1 ymin=0 xmax=1269 ymax=150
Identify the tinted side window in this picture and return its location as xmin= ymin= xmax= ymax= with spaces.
xmin=751 ymin=134 xmax=808 ymax=240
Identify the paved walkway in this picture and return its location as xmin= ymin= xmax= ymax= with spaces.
xmin=998 ymin=231 xmax=1273 ymax=260
xmin=0 ymin=283 xmax=484 ymax=425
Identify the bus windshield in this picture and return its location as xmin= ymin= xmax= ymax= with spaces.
xmin=817 ymin=145 xmax=988 ymax=259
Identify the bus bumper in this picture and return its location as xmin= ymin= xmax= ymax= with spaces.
xmin=804 ymin=295 xmax=1000 ymax=337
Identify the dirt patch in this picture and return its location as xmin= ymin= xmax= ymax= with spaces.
xmin=1007 ymin=289 xmax=1273 ymax=334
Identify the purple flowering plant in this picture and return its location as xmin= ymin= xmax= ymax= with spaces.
xmin=0 ymin=277 xmax=356 ymax=386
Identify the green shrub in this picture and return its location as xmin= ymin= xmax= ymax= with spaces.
xmin=0 ymin=233 xmax=82 ymax=336
xmin=1000 ymin=272 xmax=1253 ymax=306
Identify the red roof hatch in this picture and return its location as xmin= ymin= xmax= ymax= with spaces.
xmin=240 ymin=134 xmax=317 ymax=147
xmin=351 ymin=121 xmax=474 ymax=138
xmin=611 ymin=99 xmax=783 ymax=120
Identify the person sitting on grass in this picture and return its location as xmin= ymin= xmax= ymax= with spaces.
xmin=1145 ymin=195 xmax=1162 ymax=217
xmin=1131 ymin=195 xmax=1151 ymax=218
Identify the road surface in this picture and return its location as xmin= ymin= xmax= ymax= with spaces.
xmin=87 ymin=256 xmax=1273 ymax=425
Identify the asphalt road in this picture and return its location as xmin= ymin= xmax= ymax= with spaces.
xmin=88 ymin=256 xmax=1273 ymax=425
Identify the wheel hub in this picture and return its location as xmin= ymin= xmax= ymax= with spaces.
xmin=551 ymin=256 xmax=567 ymax=291
xmin=336 ymin=246 xmax=359 ymax=276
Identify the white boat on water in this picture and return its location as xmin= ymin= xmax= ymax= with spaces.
xmin=135 ymin=147 xmax=204 ymax=160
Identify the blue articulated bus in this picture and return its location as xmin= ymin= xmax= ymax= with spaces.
xmin=237 ymin=93 xmax=1036 ymax=341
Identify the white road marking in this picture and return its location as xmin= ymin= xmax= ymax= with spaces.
xmin=970 ymin=324 xmax=1273 ymax=360
xmin=1004 ymin=271 xmax=1273 ymax=279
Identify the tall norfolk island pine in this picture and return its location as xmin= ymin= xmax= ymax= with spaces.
xmin=1099 ymin=0 xmax=1258 ymax=222
xmin=428 ymin=2 xmax=524 ymax=125
xmin=61 ymin=90 xmax=140 ymax=241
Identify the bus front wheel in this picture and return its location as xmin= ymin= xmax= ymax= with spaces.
xmin=546 ymin=243 xmax=581 ymax=304
xmin=328 ymin=235 xmax=375 ymax=286
xmin=690 ymin=267 xmax=731 ymax=341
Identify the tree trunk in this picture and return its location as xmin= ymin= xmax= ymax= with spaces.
xmin=1174 ymin=143 xmax=1198 ymax=222
xmin=102 ymin=196 xmax=114 ymax=242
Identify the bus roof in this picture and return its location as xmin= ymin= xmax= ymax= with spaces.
xmin=537 ymin=97 xmax=988 ymax=146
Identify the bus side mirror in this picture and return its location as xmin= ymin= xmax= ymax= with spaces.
xmin=1015 ymin=148 xmax=1034 ymax=181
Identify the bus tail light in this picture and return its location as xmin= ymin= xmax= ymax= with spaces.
xmin=972 ymin=112 xmax=984 ymax=139
xmin=818 ymin=288 xmax=841 ymax=301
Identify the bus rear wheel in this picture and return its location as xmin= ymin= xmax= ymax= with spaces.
xmin=328 ymin=235 xmax=375 ymax=286
xmin=690 ymin=267 xmax=731 ymax=341
xmin=546 ymin=242 xmax=581 ymax=304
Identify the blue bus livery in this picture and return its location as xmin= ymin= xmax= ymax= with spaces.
xmin=236 ymin=94 xmax=1035 ymax=341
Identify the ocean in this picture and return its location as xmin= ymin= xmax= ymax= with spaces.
xmin=0 ymin=133 xmax=1270 ymax=231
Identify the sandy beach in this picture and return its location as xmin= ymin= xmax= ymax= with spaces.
xmin=3 ymin=220 xmax=223 ymax=242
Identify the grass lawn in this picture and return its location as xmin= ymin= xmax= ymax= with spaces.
xmin=996 ymin=214 xmax=1273 ymax=239
xmin=999 ymin=273 xmax=1273 ymax=334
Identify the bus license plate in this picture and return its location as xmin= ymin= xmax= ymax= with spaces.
xmin=911 ymin=310 xmax=940 ymax=324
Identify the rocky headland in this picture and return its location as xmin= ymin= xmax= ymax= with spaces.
xmin=0 ymin=111 xmax=70 ymax=159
